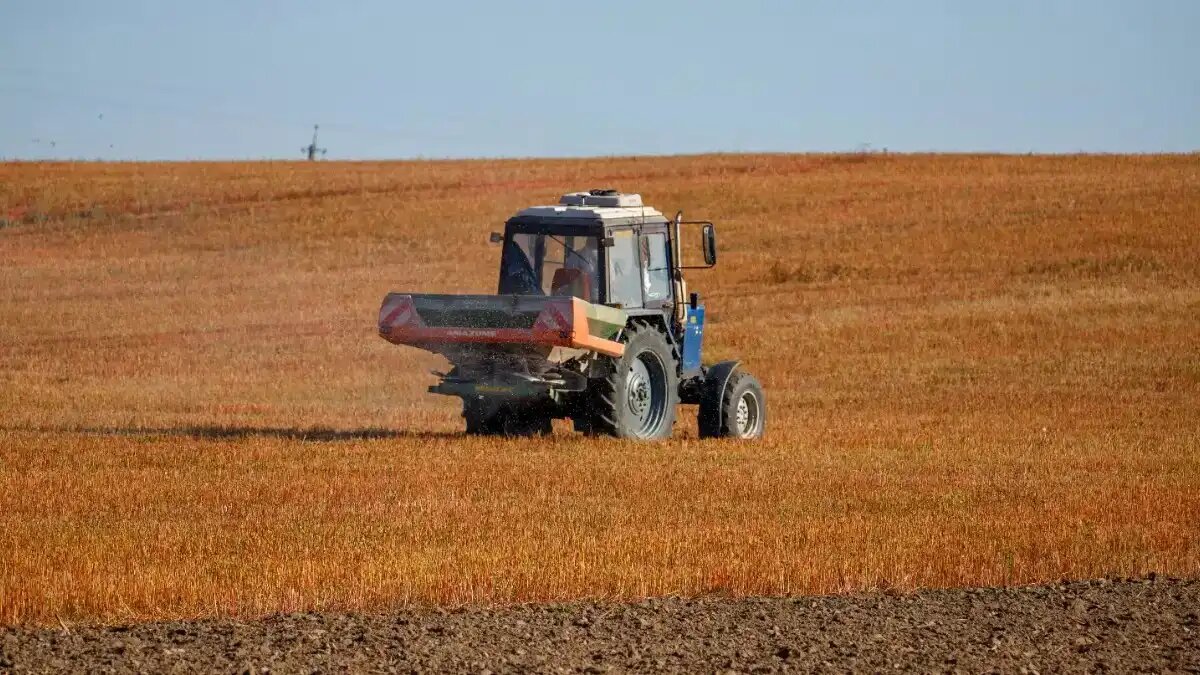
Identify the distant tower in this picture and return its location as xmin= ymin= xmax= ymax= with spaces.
xmin=302 ymin=125 xmax=327 ymax=161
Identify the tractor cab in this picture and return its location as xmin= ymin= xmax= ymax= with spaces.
xmin=496 ymin=190 xmax=714 ymax=316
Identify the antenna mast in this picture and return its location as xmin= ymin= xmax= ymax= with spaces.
xmin=302 ymin=124 xmax=327 ymax=160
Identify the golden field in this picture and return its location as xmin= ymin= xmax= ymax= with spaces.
xmin=1 ymin=154 xmax=1198 ymax=626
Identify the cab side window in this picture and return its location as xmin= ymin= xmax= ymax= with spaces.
xmin=640 ymin=233 xmax=671 ymax=306
xmin=606 ymin=230 xmax=642 ymax=307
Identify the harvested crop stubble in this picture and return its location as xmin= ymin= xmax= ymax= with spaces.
xmin=1 ymin=153 xmax=1198 ymax=626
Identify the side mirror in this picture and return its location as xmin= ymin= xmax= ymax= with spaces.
xmin=489 ymin=232 xmax=504 ymax=244
xmin=701 ymin=223 xmax=717 ymax=266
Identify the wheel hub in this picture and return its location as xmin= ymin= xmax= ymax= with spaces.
xmin=627 ymin=361 xmax=651 ymax=417
xmin=734 ymin=391 xmax=759 ymax=437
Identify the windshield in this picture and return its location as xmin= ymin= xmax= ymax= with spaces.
xmin=499 ymin=232 xmax=600 ymax=302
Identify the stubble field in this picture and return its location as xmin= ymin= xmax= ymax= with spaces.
xmin=1 ymin=153 xmax=1198 ymax=627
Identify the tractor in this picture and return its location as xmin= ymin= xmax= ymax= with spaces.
xmin=378 ymin=190 xmax=765 ymax=440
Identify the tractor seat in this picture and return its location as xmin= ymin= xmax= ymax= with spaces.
xmin=550 ymin=268 xmax=592 ymax=300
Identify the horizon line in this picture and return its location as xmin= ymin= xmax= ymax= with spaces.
xmin=4 ymin=149 xmax=1199 ymax=164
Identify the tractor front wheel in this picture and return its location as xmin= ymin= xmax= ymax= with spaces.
xmin=698 ymin=369 xmax=766 ymax=439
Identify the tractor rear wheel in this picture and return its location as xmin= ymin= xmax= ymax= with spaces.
xmin=463 ymin=397 xmax=503 ymax=435
xmin=584 ymin=322 xmax=679 ymax=440
xmin=464 ymin=399 xmax=551 ymax=437
xmin=698 ymin=369 xmax=766 ymax=439
xmin=499 ymin=406 xmax=553 ymax=437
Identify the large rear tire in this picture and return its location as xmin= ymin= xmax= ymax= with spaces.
xmin=698 ymin=369 xmax=766 ymax=439
xmin=584 ymin=322 xmax=679 ymax=440
xmin=464 ymin=397 xmax=503 ymax=435
xmin=464 ymin=398 xmax=551 ymax=437
xmin=499 ymin=406 xmax=553 ymax=437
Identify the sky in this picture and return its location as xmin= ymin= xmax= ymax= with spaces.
xmin=1 ymin=0 xmax=1197 ymax=160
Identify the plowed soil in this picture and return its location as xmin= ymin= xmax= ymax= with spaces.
xmin=4 ymin=578 xmax=1196 ymax=673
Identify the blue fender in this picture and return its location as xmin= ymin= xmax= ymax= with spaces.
xmin=697 ymin=360 xmax=740 ymax=438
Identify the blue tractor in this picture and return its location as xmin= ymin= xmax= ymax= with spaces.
xmin=379 ymin=189 xmax=766 ymax=440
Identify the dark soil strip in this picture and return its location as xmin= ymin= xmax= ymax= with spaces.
xmin=3 ymin=578 xmax=1197 ymax=673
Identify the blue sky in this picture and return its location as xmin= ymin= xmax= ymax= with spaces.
xmin=2 ymin=0 xmax=1197 ymax=159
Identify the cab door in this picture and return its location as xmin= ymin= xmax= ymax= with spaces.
xmin=604 ymin=228 xmax=643 ymax=308
xmin=639 ymin=231 xmax=673 ymax=311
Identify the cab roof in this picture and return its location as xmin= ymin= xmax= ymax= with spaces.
xmin=513 ymin=204 xmax=667 ymax=221
xmin=507 ymin=190 xmax=668 ymax=230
